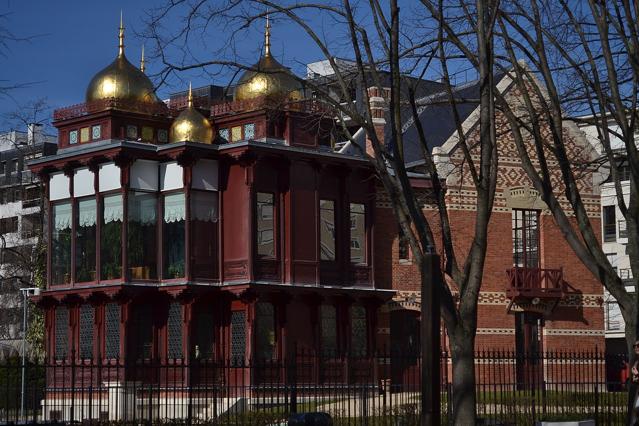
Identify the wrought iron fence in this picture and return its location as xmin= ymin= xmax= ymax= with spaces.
xmin=0 ymin=349 xmax=629 ymax=425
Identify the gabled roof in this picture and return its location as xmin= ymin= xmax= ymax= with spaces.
xmin=394 ymin=78 xmax=484 ymax=165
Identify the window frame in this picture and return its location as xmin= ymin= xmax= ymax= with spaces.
xmin=603 ymin=205 xmax=617 ymax=242
xmin=319 ymin=199 xmax=337 ymax=262
xmin=512 ymin=209 xmax=540 ymax=268
xmin=255 ymin=191 xmax=277 ymax=260
xmin=348 ymin=202 xmax=367 ymax=265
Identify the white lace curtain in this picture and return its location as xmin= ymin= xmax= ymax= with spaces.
xmin=129 ymin=193 xmax=157 ymax=224
xmin=78 ymin=199 xmax=97 ymax=227
xmin=103 ymin=194 xmax=123 ymax=224
xmin=192 ymin=192 xmax=218 ymax=222
xmin=53 ymin=202 xmax=72 ymax=230
xmin=164 ymin=192 xmax=186 ymax=223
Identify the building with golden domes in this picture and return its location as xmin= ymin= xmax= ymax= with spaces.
xmin=29 ymin=15 xmax=389 ymax=421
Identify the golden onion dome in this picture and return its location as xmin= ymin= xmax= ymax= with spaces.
xmin=234 ymin=15 xmax=303 ymax=102
xmin=85 ymin=15 xmax=161 ymax=104
xmin=170 ymin=84 xmax=213 ymax=144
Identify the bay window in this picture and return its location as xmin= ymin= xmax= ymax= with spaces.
xmin=52 ymin=202 xmax=72 ymax=285
xmin=163 ymin=192 xmax=186 ymax=279
xmin=128 ymin=191 xmax=157 ymax=280
xmin=191 ymin=191 xmax=218 ymax=279
xmin=75 ymin=198 xmax=97 ymax=282
xmin=349 ymin=203 xmax=366 ymax=264
xmin=101 ymin=194 xmax=123 ymax=280
xmin=256 ymin=193 xmax=275 ymax=258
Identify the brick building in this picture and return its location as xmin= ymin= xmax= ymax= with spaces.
xmin=363 ymin=73 xmax=605 ymax=363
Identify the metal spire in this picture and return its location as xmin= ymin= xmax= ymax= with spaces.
xmin=140 ymin=45 xmax=145 ymax=72
xmin=188 ymin=82 xmax=193 ymax=107
xmin=264 ymin=12 xmax=271 ymax=57
xmin=118 ymin=11 xmax=125 ymax=57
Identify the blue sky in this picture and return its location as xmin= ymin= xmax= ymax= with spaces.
xmin=0 ymin=0 xmax=327 ymax=132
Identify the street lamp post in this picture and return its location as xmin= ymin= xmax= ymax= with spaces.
xmin=19 ymin=287 xmax=40 ymax=420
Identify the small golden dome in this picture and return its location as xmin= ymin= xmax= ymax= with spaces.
xmin=170 ymin=84 xmax=213 ymax=144
xmin=234 ymin=15 xmax=303 ymax=102
xmin=86 ymin=15 xmax=160 ymax=104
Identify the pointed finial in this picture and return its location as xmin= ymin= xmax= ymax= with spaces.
xmin=187 ymin=82 xmax=193 ymax=108
xmin=264 ymin=11 xmax=271 ymax=57
xmin=118 ymin=11 xmax=125 ymax=56
xmin=140 ymin=45 xmax=146 ymax=72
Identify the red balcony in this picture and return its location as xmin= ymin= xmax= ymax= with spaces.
xmin=505 ymin=267 xmax=565 ymax=314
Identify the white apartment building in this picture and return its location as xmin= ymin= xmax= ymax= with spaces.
xmin=577 ymin=117 xmax=633 ymax=354
xmin=0 ymin=124 xmax=56 ymax=358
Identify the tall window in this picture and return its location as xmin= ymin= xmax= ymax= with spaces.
xmin=54 ymin=306 xmax=69 ymax=360
xmin=320 ymin=200 xmax=336 ymax=261
xmin=191 ymin=191 xmax=218 ymax=279
xmin=105 ymin=303 xmax=121 ymax=359
xmin=256 ymin=193 xmax=275 ymax=258
xmin=128 ymin=192 xmax=157 ymax=279
xmin=76 ymin=198 xmax=97 ymax=282
xmin=163 ymin=192 xmax=186 ymax=279
xmin=52 ymin=202 xmax=72 ymax=285
xmin=350 ymin=305 xmax=368 ymax=356
xmin=101 ymin=194 xmax=123 ymax=280
xmin=79 ymin=304 xmax=94 ymax=360
xmin=398 ymin=227 xmax=410 ymax=262
xmin=320 ymin=305 xmax=337 ymax=356
xmin=194 ymin=310 xmax=215 ymax=359
xmin=231 ymin=310 xmax=246 ymax=364
xmin=255 ymin=302 xmax=276 ymax=360
xmin=167 ymin=302 xmax=183 ymax=360
xmin=349 ymin=203 xmax=366 ymax=264
xmin=134 ymin=304 xmax=153 ymax=359
xmin=512 ymin=209 xmax=539 ymax=268
xmin=603 ymin=205 xmax=617 ymax=242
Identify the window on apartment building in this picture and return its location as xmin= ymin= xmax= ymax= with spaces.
xmin=256 ymin=193 xmax=275 ymax=259
xmin=603 ymin=205 xmax=617 ymax=242
xmin=0 ymin=162 xmax=5 ymax=175
xmin=320 ymin=304 xmax=338 ymax=356
xmin=512 ymin=209 xmax=540 ymax=268
xmin=320 ymin=199 xmax=336 ymax=261
xmin=54 ymin=306 xmax=69 ymax=361
xmin=6 ymin=159 xmax=17 ymax=175
xmin=349 ymin=203 xmax=366 ymax=264
xmin=167 ymin=302 xmax=183 ymax=360
xmin=79 ymin=304 xmax=95 ymax=360
xmin=76 ymin=198 xmax=97 ymax=282
xmin=255 ymin=302 xmax=276 ymax=360
xmin=0 ymin=216 xmax=18 ymax=234
xmin=21 ymin=213 xmax=40 ymax=239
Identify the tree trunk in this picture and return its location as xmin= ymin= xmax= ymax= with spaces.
xmin=449 ymin=328 xmax=476 ymax=425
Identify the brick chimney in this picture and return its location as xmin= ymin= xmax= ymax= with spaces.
xmin=366 ymin=86 xmax=389 ymax=156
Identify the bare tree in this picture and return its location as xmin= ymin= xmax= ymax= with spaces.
xmin=425 ymin=0 xmax=639 ymax=422
xmin=144 ymin=1 xmax=500 ymax=423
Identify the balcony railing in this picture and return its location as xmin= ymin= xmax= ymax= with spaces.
xmin=211 ymin=97 xmax=329 ymax=117
xmin=53 ymin=98 xmax=170 ymax=121
xmin=619 ymin=220 xmax=628 ymax=239
xmin=506 ymin=267 xmax=565 ymax=298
